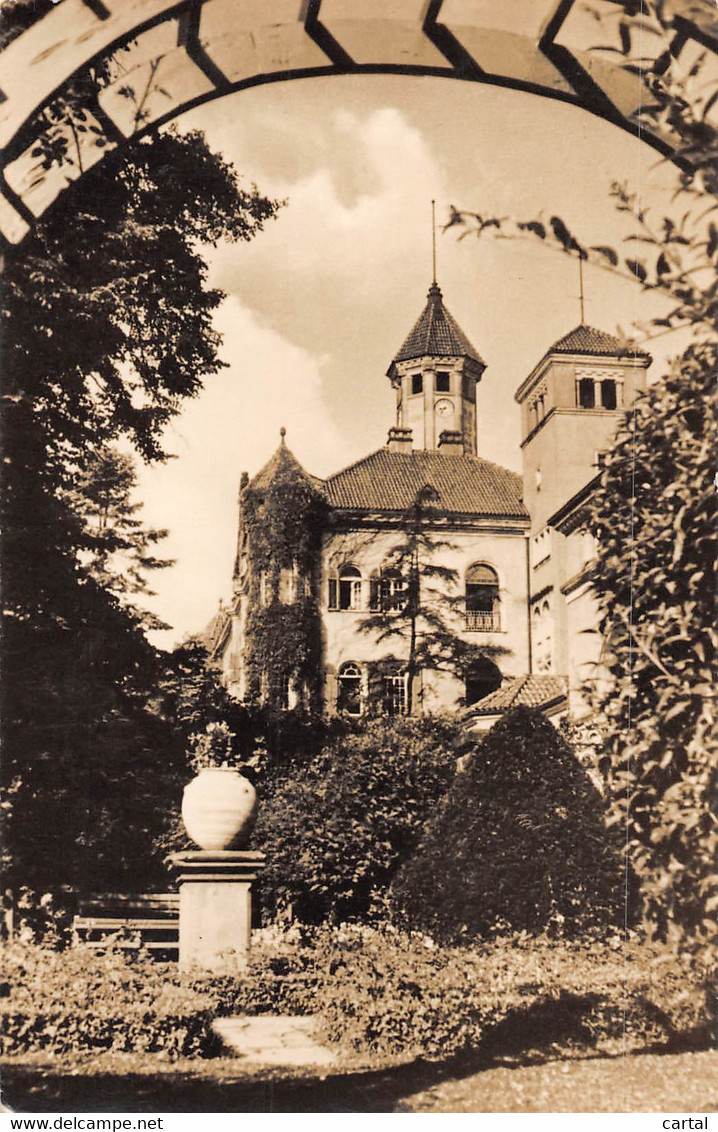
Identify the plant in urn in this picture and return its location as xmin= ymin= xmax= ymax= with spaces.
xmin=182 ymin=722 xmax=257 ymax=851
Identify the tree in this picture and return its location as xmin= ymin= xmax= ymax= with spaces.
xmin=60 ymin=446 xmax=172 ymax=630
xmin=450 ymin=0 xmax=716 ymax=965
xmin=0 ymin=0 xmax=282 ymax=905
xmin=358 ymin=485 xmax=505 ymax=714
xmin=391 ymin=707 xmax=628 ymax=943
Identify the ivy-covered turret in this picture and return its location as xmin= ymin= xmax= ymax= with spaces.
xmin=237 ymin=429 xmax=327 ymax=716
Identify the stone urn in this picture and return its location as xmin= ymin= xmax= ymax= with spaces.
xmin=181 ymin=767 xmax=257 ymax=851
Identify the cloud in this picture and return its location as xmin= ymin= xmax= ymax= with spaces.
xmin=136 ymin=297 xmax=344 ymax=647
xmin=209 ymin=105 xmax=451 ymax=307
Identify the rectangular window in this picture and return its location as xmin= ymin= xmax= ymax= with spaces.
xmin=578 ymin=378 xmax=596 ymax=409
xmin=411 ymin=373 xmax=423 ymax=395
xmin=383 ymin=673 xmax=407 ymax=716
xmin=601 ymin=379 xmax=617 ymax=410
xmin=436 ymin=371 xmax=450 ymax=393
xmin=280 ymin=675 xmax=291 ymax=711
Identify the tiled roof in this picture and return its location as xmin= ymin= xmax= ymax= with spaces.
xmin=391 ymin=283 xmax=485 ymax=367
xmin=468 ymin=674 xmax=567 ymax=716
xmin=325 ymin=449 xmax=527 ymax=518
xmin=549 ymin=324 xmax=651 ymax=359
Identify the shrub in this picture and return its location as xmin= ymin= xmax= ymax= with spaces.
xmin=253 ymin=716 xmax=464 ymax=923
xmin=391 ymin=707 xmax=629 ymax=942
xmin=0 ymin=941 xmax=215 ymax=1059
xmin=309 ymin=925 xmax=711 ymax=1062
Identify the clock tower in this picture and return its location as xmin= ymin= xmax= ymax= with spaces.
xmin=386 ymin=282 xmax=486 ymax=456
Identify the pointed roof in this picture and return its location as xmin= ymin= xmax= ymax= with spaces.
xmin=203 ymin=599 xmax=231 ymax=654
xmin=548 ymin=324 xmax=651 ymax=359
xmin=246 ymin=431 xmax=323 ymax=494
xmin=325 ymin=448 xmax=527 ymax=518
xmin=390 ymin=283 xmax=485 ymax=369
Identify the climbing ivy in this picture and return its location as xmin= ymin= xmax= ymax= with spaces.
xmin=241 ymin=450 xmax=327 ymax=717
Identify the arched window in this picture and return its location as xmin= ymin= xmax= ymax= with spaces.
xmin=337 ymin=662 xmax=362 ymax=716
xmin=328 ymin=564 xmax=363 ymax=610
xmin=465 ymin=658 xmax=502 ymax=706
xmin=465 ymin=564 xmax=500 ymax=631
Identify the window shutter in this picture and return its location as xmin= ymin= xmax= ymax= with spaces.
xmin=369 ymin=574 xmax=381 ymax=611
xmin=325 ymin=670 xmax=337 ymax=715
xmin=328 ymin=577 xmax=337 ymax=610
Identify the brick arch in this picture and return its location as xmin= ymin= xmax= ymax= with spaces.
xmin=0 ymin=0 xmax=715 ymax=246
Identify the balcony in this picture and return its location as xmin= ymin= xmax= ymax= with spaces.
xmin=465 ymin=609 xmax=501 ymax=633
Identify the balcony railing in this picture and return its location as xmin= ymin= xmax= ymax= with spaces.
xmin=465 ymin=609 xmax=501 ymax=632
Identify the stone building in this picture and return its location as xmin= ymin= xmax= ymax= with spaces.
xmin=210 ymin=284 xmax=650 ymax=721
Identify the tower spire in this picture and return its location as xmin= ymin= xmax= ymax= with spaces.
xmin=578 ymin=255 xmax=586 ymax=324
xmin=431 ymin=199 xmax=437 ymax=284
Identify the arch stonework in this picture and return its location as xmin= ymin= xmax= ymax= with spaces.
xmin=0 ymin=0 xmax=715 ymax=247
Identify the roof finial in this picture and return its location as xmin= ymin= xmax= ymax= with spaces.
xmin=279 ymin=426 xmax=286 ymax=444
xmin=431 ymin=199 xmax=437 ymax=285
xmin=578 ymin=254 xmax=586 ymax=324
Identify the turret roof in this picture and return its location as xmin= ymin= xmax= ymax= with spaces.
xmin=390 ymin=283 xmax=485 ymax=368
xmin=246 ymin=432 xmax=323 ymax=494
xmin=548 ymin=324 xmax=652 ymax=359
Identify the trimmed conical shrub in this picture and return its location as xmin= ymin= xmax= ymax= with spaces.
xmin=391 ymin=706 xmax=629 ymax=942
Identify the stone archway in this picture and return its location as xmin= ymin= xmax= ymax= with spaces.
xmin=0 ymin=0 xmax=715 ymax=247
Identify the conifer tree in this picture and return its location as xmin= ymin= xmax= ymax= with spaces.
xmin=359 ymin=485 xmax=503 ymax=713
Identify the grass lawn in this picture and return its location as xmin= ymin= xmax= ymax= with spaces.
xmin=3 ymin=1048 xmax=716 ymax=1113
xmin=401 ymin=1050 xmax=718 ymax=1113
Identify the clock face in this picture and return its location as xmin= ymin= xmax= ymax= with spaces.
xmin=435 ymin=399 xmax=452 ymax=417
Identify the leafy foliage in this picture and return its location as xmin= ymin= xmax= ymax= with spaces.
xmin=253 ymin=716 xmax=465 ymax=923
xmin=391 ymin=708 xmax=628 ymax=942
xmin=451 ymin=0 xmax=717 ymax=968
xmin=588 ymin=340 xmax=717 ymax=956
xmin=0 ymin=68 xmax=280 ymax=901
xmin=241 ymin=449 xmax=327 ymax=717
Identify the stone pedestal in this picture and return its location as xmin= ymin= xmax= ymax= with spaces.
xmin=168 ymin=850 xmax=265 ymax=975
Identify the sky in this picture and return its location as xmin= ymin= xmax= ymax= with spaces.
xmin=133 ymin=72 xmax=683 ymax=649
